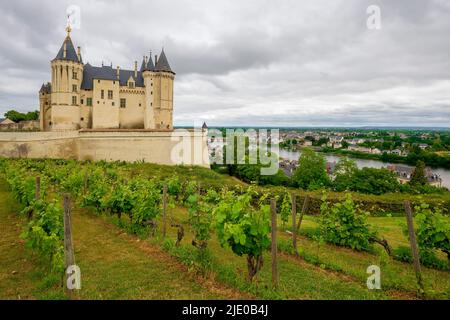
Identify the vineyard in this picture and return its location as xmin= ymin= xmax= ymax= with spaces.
xmin=0 ymin=157 xmax=449 ymax=300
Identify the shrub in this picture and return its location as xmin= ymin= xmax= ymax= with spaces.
xmin=214 ymin=189 xmax=271 ymax=282
xmin=393 ymin=246 xmax=449 ymax=271
xmin=414 ymin=203 xmax=450 ymax=260
xmin=319 ymin=193 xmax=374 ymax=251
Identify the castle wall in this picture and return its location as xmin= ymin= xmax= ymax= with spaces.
xmin=92 ymin=79 xmax=120 ymax=128
xmin=51 ymin=105 xmax=81 ymax=131
xmin=0 ymin=130 xmax=209 ymax=167
xmin=118 ymin=89 xmax=145 ymax=129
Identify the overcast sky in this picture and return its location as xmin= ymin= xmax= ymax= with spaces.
xmin=1 ymin=0 xmax=450 ymax=127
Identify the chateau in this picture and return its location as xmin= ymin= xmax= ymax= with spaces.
xmin=1 ymin=25 xmax=208 ymax=167
xmin=39 ymin=25 xmax=175 ymax=131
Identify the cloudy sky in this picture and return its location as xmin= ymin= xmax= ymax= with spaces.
xmin=1 ymin=0 xmax=450 ymax=127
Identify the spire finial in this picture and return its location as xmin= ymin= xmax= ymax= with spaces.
xmin=65 ymin=15 xmax=72 ymax=37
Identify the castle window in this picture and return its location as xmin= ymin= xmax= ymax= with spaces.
xmin=129 ymin=82 xmax=135 ymax=89
xmin=112 ymin=102 xmax=115 ymax=106
xmin=151 ymin=91 xmax=153 ymax=95
xmin=72 ymin=85 xmax=77 ymax=92
xmin=101 ymin=90 xmax=104 ymax=99
xmin=108 ymin=90 xmax=113 ymax=99
xmin=120 ymin=98 xmax=126 ymax=108
xmin=139 ymin=103 xmax=141 ymax=107
xmin=87 ymin=98 xmax=92 ymax=106
xmin=81 ymin=117 xmax=84 ymax=121
xmin=72 ymin=96 xmax=77 ymax=105
xmin=73 ymin=72 xmax=78 ymax=79
xmin=81 ymin=99 xmax=84 ymax=104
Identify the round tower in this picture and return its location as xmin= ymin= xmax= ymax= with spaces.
xmin=148 ymin=49 xmax=175 ymax=130
xmin=49 ymin=25 xmax=84 ymax=130
xmin=142 ymin=53 xmax=156 ymax=129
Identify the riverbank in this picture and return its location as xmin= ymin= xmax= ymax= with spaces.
xmin=320 ymin=148 xmax=450 ymax=169
xmin=278 ymin=149 xmax=450 ymax=189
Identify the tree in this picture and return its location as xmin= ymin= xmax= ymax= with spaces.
xmin=4 ymin=110 xmax=39 ymax=122
xmin=292 ymin=148 xmax=330 ymax=190
xmin=4 ymin=110 xmax=26 ymax=122
xmin=350 ymin=168 xmax=400 ymax=195
xmin=410 ymin=160 xmax=427 ymax=186
xmin=333 ymin=158 xmax=358 ymax=191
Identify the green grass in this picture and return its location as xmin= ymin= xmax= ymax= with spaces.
xmin=0 ymin=178 xmax=246 ymax=300
xmin=1 ymin=159 xmax=449 ymax=300
xmin=276 ymin=214 xmax=450 ymax=298
xmin=0 ymin=179 xmax=65 ymax=299
xmin=71 ymin=209 xmax=242 ymax=299
xmin=155 ymin=207 xmax=393 ymax=299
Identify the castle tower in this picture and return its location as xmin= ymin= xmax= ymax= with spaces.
xmin=149 ymin=49 xmax=175 ymax=130
xmin=142 ymin=54 xmax=156 ymax=129
xmin=39 ymin=83 xmax=52 ymax=131
xmin=49 ymin=25 xmax=84 ymax=130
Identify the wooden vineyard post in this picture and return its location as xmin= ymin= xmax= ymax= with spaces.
xmin=29 ymin=176 xmax=41 ymax=220
xmin=63 ymin=194 xmax=76 ymax=298
xmin=296 ymin=195 xmax=310 ymax=234
xmin=291 ymin=193 xmax=298 ymax=254
xmin=35 ymin=176 xmax=41 ymax=200
xmin=162 ymin=185 xmax=168 ymax=238
xmin=271 ymin=198 xmax=278 ymax=289
xmin=83 ymin=171 xmax=88 ymax=195
xmin=404 ymin=201 xmax=424 ymax=295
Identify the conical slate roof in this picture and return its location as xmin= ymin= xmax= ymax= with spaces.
xmin=53 ymin=36 xmax=81 ymax=63
xmin=140 ymin=57 xmax=146 ymax=72
xmin=154 ymin=49 xmax=174 ymax=74
xmin=39 ymin=82 xmax=51 ymax=94
xmin=146 ymin=55 xmax=155 ymax=71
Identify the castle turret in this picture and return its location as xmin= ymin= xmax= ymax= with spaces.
xmin=49 ymin=24 xmax=84 ymax=130
xmin=142 ymin=54 xmax=156 ymax=129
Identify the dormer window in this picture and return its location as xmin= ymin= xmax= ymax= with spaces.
xmin=127 ymin=76 xmax=135 ymax=89
xmin=73 ymin=72 xmax=78 ymax=80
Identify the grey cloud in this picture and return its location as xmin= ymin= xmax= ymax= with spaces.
xmin=0 ymin=0 xmax=449 ymax=127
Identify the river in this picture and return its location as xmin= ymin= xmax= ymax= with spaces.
xmin=278 ymin=149 xmax=450 ymax=189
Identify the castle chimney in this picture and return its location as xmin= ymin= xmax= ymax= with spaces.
xmin=63 ymin=42 xmax=67 ymax=58
xmin=134 ymin=61 xmax=138 ymax=77
xmin=77 ymin=46 xmax=81 ymax=62
xmin=116 ymin=66 xmax=120 ymax=79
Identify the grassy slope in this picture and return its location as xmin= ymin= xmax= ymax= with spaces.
xmin=71 ymin=208 xmax=244 ymax=299
xmin=0 ymin=178 xmax=245 ymax=300
xmin=0 ymin=180 xmax=38 ymax=299
xmin=166 ymin=207 xmax=450 ymax=299
xmin=1 ymin=161 xmax=449 ymax=300
xmin=0 ymin=177 xmax=391 ymax=300
xmin=162 ymin=208 xmax=391 ymax=299
xmin=287 ymin=215 xmax=450 ymax=297
xmin=123 ymin=163 xmax=450 ymax=213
